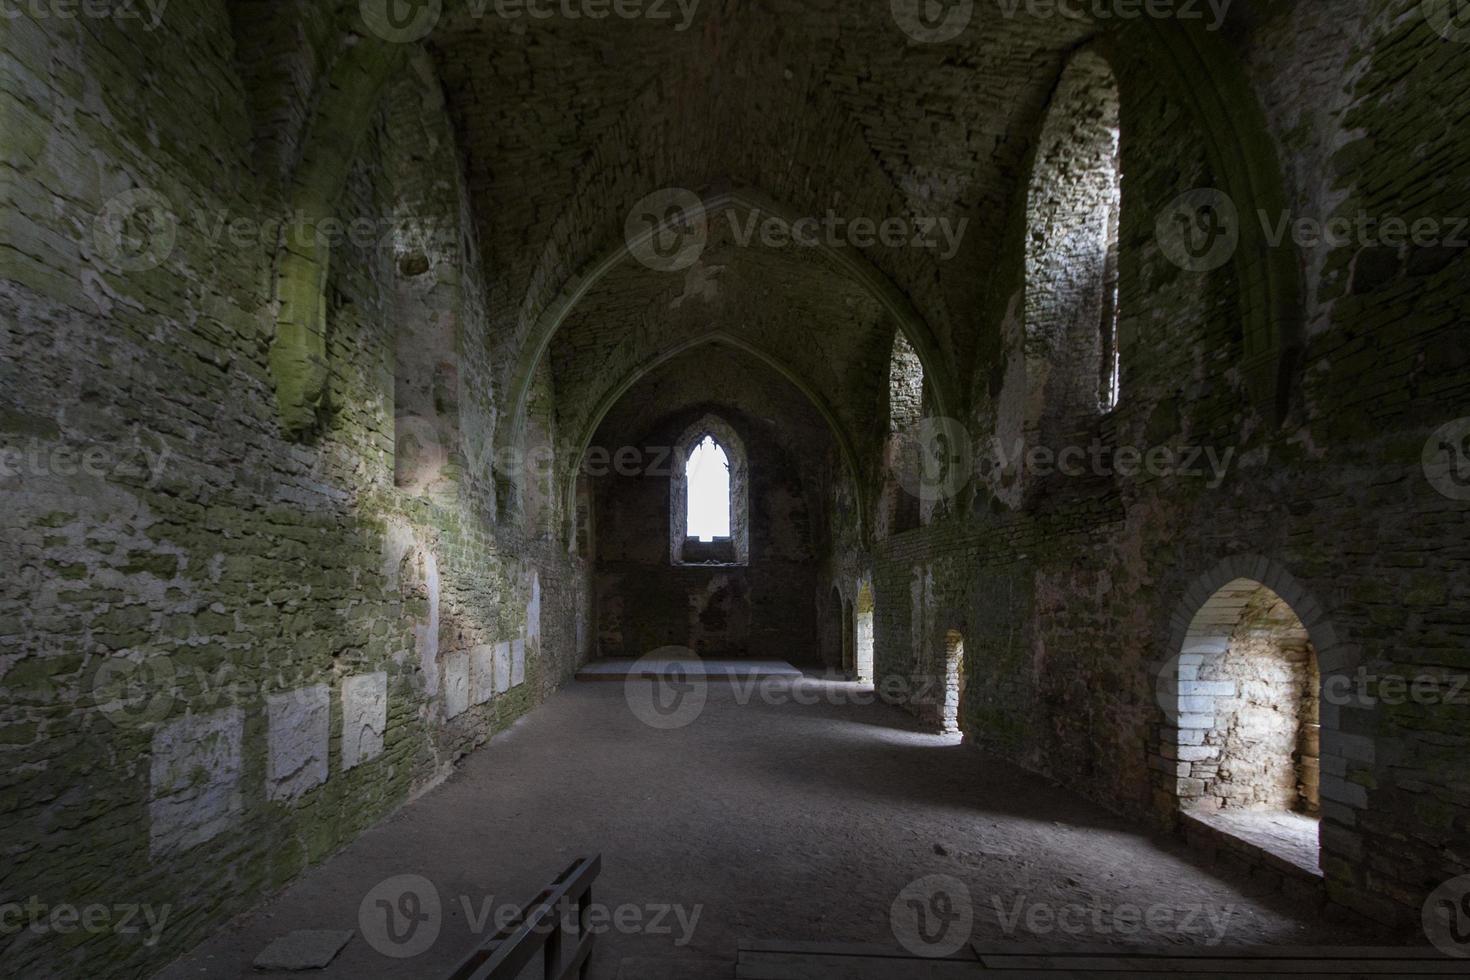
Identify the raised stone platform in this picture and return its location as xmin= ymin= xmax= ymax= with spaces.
xmin=1181 ymin=807 xmax=1322 ymax=886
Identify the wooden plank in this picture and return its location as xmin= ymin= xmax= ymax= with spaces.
xmin=448 ymin=856 xmax=602 ymax=980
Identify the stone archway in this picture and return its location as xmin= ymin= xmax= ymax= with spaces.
xmin=854 ymin=580 xmax=876 ymax=684
xmin=943 ymin=629 xmax=966 ymax=735
xmin=822 ymin=586 xmax=844 ymax=671
xmin=1153 ymin=556 xmax=1360 ymax=881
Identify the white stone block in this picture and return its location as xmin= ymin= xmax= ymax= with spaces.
xmin=342 ymin=673 xmax=387 ymax=770
xmin=526 ymin=570 xmax=541 ymax=649
xmin=511 ymin=638 xmax=526 ymax=688
xmin=149 ymin=708 xmax=243 ymax=857
xmin=1176 ymin=745 xmax=1219 ymax=762
xmin=267 ymin=685 xmax=330 ymax=802
xmin=1177 ymin=695 xmax=1217 ymax=713
xmin=493 ymin=641 xmax=512 ymax=695
xmin=444 ymin=652 xmax=470 ymax=719
xmin=471 ymin=645 xmax=496 ymax=705
xmin=1178 ymin=680 xmax=1235 ymax=697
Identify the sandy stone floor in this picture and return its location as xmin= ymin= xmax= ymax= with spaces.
xmin=156 ymin=676 xmax=1383 ymax=979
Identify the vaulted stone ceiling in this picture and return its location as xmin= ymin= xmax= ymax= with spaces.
xmin=549 ymin=214 xmax=895 ymax=460
xmin=425 ymin=0 xmax=1095 ymax=446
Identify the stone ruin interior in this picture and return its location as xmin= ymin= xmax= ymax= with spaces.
xmin=2 ymin=1 xmax=1468 ymax=977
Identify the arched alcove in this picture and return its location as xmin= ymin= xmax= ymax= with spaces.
xmin=879 ymin=331 xmax=926 ymax=537
xmin=842 ymin=598 xmax=856 ymax=675
xmin=1023 ymin=48 xmax=1123 ymax=442
xmin=822 ymin=586 xmax=844 ymax=670
xmin=1155 ymin=557 xmax=1352 ymax=879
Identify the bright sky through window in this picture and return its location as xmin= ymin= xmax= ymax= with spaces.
xmin=686 ymin=436 xmax=731 ymax=541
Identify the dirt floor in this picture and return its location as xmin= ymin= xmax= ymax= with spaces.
xmin=156 ymin=675 xmax=1387 ymax=979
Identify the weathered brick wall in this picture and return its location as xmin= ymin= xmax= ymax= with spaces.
xmin=0 ymin=7 xmax=589 ymax=977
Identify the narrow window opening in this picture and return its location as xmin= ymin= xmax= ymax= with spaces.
xmin=1023 ymin=49 xmax=1123 ymax=434
xmin=685 ymin=436 xmax=731 ymax=542
xmin=1103 ymin=286 xmax=1121 ymax=412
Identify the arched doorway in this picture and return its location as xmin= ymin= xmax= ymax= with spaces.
xmin=943 ymin=629 xmax=965 ymax=735
xmin=854 ymin=581 xmax=875 ymax=684
xmin=1161 ymin=576 xmax=1322 ymax=872
xmin=822 ymin=586 xmax=844 ymax=671
xmin=841 ymin=599 xmax=855 ymax=676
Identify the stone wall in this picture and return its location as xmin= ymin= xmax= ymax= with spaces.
xmin=2 ymin=2 xmax=1467 ymax=974
xmin=0 ymin=7 xmax=590 ymax=977
xmin=829 ymin=4 xmax=1469 ymax=931
xmin=591 ymin=346 xmax=830 ymax=665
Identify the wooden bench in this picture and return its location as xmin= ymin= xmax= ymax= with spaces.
xmin=446 ymin=856 xmax=602 ymax=980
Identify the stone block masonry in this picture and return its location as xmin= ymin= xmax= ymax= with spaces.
xmin=0 ymin=8 xmax=590 ymax=978
xmin=2 ymin=2 xmax=1466 ymax=976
